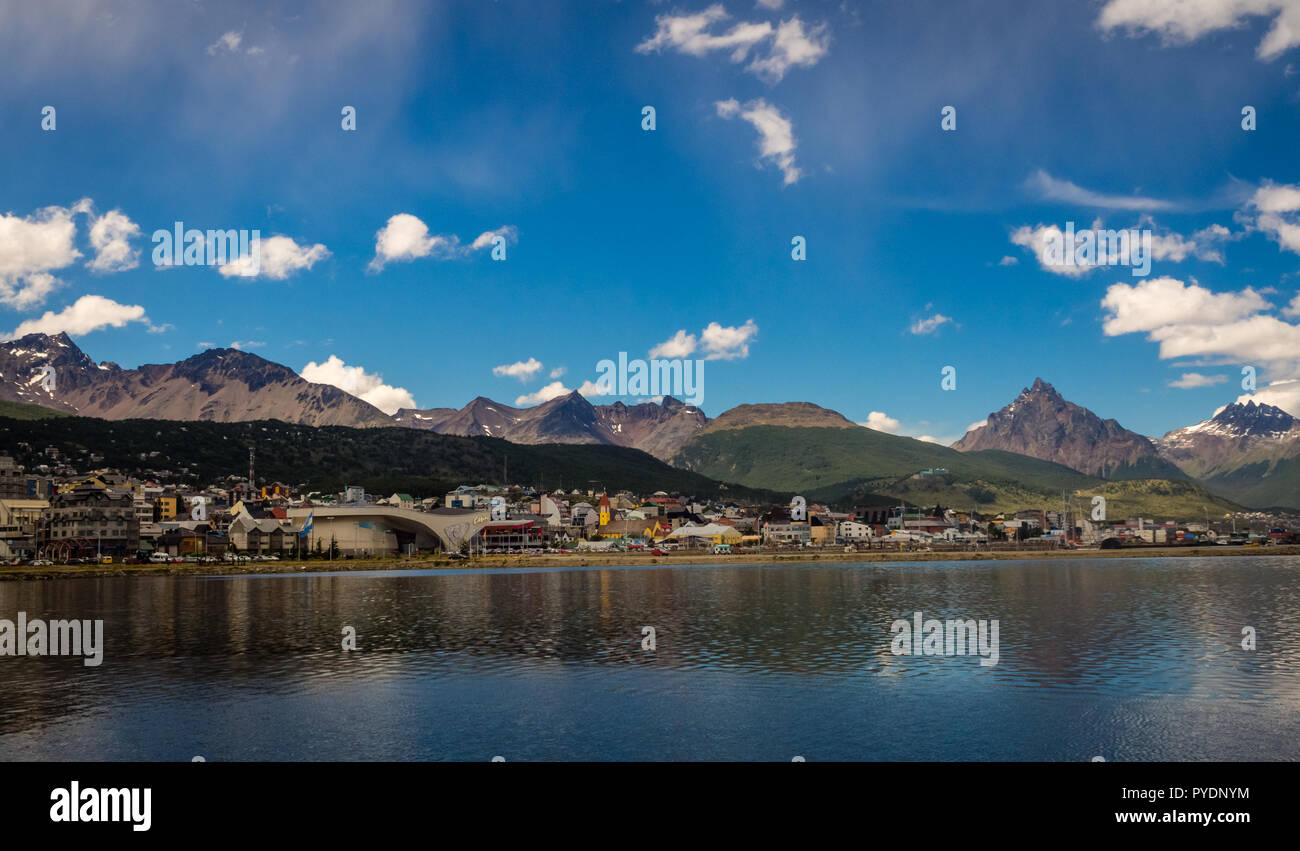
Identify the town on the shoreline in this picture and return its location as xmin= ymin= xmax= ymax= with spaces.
xmin=2 ymin=452 xmax=1296 ymax=566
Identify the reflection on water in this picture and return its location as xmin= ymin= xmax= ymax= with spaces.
xmin=1 ymin=557 xmax=1297 ymax=761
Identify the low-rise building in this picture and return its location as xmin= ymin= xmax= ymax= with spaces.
xmin=0 ymin=498 xmax=49 ymax=558
xmin=227 ymin=513 xmax=301 ymax=555
xmin=837 ymin=520 xmax=874 ymax=543
xmin=45 ymin=482 xmax=140 ymax=558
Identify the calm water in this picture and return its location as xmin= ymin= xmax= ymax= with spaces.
xmin=1 ymin=557 xmax=1298 ymax=761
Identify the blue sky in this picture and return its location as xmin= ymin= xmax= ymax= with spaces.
xmin=4 ymin=0 xmax=1300 ymax=444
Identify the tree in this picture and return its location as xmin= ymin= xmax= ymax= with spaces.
xmin=329 ymin=534 xmax=340 ymax=559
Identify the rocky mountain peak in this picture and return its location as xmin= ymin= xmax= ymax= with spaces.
xmin=1026 ymin=377 xmax=1059 ymax=397
xmin=1209 ymin=400 xmax=1295 ymax=435
xmin=953 ymin=378 xmax=1184 ymax=479
xmin=2 ymin=332 xmax=96 ymax=370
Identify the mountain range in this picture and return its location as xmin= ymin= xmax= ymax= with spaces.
xmin=0 ymin=333 xmax=395 ymax=427
xmin=394 ymin=393 xmax=707 ymax=460
xmin=1 ymin=334 xmax=708 ymax=460
xmin=1 ymin=333 xmax=1297 ymax=510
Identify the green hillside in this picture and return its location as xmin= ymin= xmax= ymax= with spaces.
xmin=672 ymin=425 xmax=1094 ymax=492
xmin=1200 ymin=453 xmax=1300 ymax=510
xmin=0 ymin=415 xmax=784 ymax=502
xmin=0 ymin=399 xmax=69 ymax=420
xmin=674 ymin=425 xmax=1239 ymax=517
xmin=1082 ymin=478 xmax=1240 ymax=520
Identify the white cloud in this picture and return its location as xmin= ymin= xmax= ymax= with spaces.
xmin=910 ymin=313 xmax=952 ymax=335
xmin=648 ymin=321 xmax=757 ymax=360
xmin=1246 ymin=181 xmax=1300 ymax=255
xmin=549 ymin=366 xmax=566 ymax=378
xmin=716 ymin=98 xmax=801 ymax=184
xmin=1100 ymin=277 xmax=1269 ymax=337
xmin=746 ymin=16 xmax=830 ymax=83
xmin=6 ymin=294 xmax=148 ymax=339
xmin=205 ymin=30 xmax=263 ymax=57
xmin=470 ymin=225 xmax=518 ymax=251
xmin=998 ymin=255 xmax=1019 ymax=266
xmin=861 ymin=410 xmax=960 ymax=445
xmin=300 ymin=354 xmax=415 ymax=414
xmin=219 ymin=235 xmax=329 ymax=280
xmin=1010 ymin=219 xmax=1230 ymax=276
xmin=701 ymin=318 xmax=759 ymax=360
xmin=0 ymin=200 xmax=88 ymax=308
xmin=493 ymin=358 xmax=543 ymax=381
xmin=1101 ymin=277 xmax=1300 ymax=373
xmin=206 ymin=30 xmax=242 ymax=55
xmin=1011 ymin=224 xmax=1089 ymax=278
xmin=861 ymin=411 xmax=901 ymax=433
xmin=636 ymin=4 xmax=828 ymax=83
xmin=1168 ymin=372 xmax=1227 ymax=388
xmin=649 ymin=329 xmax=698 ymax=359
xmin=1145 ymin=314 xmax=1300 ymax=363
xmin=228 ymin=340 xmax=265 ymax=350
xmin=86 ymin=209 xmax=141 ymax=273
xmin=368 ymin=214 xmax=515 ymax=271
xmin=576 ymin=379 xmax=610 ymax=397
xmin=637 ymin=5 xmax=772 ymax=61
xmin=1251 ymin=181 xmax=1300 ymax=213
xmin=515 ymin=381 xmax=573 ymax=406
xmin=964 ymin=419 xmax=988 ymax=434
xmin=1144 ymin=221 xmax=1234 ymax=264
xmin=1098 ymin=0 xmax=1300 ymax=61
xmin=368 ymin=213 xmax=455 ymax=271
xmin=1024 ymin=169 xmax=1175 ymax=211
xmin=1283 ymin=292 xmax=1300 ymax=318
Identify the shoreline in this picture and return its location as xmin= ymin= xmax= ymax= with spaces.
xmin=3 ymin=543 xmax=1298 ymax=581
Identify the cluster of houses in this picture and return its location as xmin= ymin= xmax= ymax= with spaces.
xmin=0 ymin=452 xmax=1295 ymax=564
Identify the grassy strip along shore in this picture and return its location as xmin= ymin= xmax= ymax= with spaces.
xmin=3 ymin=543 xmax=1298 ymax=581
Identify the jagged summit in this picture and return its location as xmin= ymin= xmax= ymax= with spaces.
xmin=1205 ymin=400 xmax=1296 ymax=436
xmin=1157 ymin=399 xmax=1300 ymax=479
xmin=953 ymin=378 xmax=1185 ymax=480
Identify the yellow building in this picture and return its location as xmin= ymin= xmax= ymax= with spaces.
xmin=155 ymin=494 xmax=182 ymax=521
xmin=597 ymin=518 xmax=669 ymax=540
